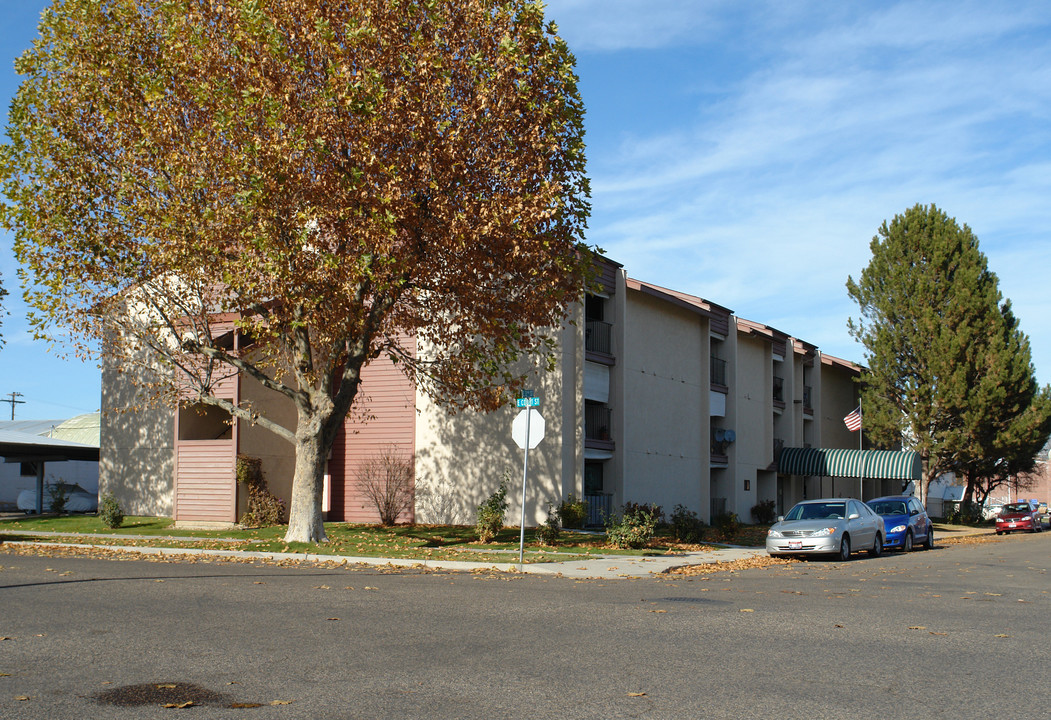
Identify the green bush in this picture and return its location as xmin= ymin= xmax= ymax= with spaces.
xmin=712 ymin=511 xmax=740 ymax=538
xmin=534 ymin=511 xmax=561 ymax=546
xmin=670 ymin=504 xmax=706 ymax=543
xmin=605 ymin=505 xmax=660 ymax=549
xmin=556 ymin=494 xmax=588 ymax=528
xmin=751 ymin=499 xmax=777 ymax=525
xmin=47 ymin=481 xmax=72 ymax=514
xmin=476 ymin=475 xmax=509 ymax=543
xmin=98 ymin=493 xmax=124 ymax=529
xmin=622 ymin=501 xmax=664 ymax=523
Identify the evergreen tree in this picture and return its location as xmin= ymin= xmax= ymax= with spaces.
xmin=847 ymin=203 xmax=1050 ymax=506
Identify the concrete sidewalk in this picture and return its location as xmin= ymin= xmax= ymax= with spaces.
xmin=1 ymin=521 xmax=993 ymax=579
xmin=0 ymin=529 xmax=765 ymax=579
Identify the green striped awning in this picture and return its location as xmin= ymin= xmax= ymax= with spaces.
xmin=778 ymin=448 xmax=921 ymax=481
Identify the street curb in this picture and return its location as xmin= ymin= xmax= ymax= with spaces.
xmin=0 ymin=536 xmax=767 ymax=579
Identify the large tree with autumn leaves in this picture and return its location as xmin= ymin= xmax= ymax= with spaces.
xmin=1 ymin=0 xmax=593 ymax=542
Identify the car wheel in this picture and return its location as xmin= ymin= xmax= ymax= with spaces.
xmin=903 ymin=530 xmax=914 ymax=552
xmin=869 ymin=533 xmax=883 ymax=558
xmin=923 ymin=527 xmax=934 ymax=550
xmin=837 ymin=535 xmax=851 ymax=561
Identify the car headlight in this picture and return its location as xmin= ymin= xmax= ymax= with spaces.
xmin=890 ymin=524 xmax=907 ymax=533
xmin=767 ymin=529 xmax=783 ymax=538
xmin=809 ymin=527 xmax=837 ymax=537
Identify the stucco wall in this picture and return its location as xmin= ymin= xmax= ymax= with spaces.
xmin=819 ymin=360 xmax=859 ymax=451
xmin=413 ymin=317 xmax=580 ymax=527
xmin=620 ymin=290 xmax=709 ymax=516
xmin=731 ymin=334 xmax=772 ymax=519
xmin=99 ymin=340 xmax=175 ymax=517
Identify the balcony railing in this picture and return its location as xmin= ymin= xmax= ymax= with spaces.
xmin=585 ymin=493 xmax=614 ymax=526
xmin=773 ymin=375 xmax=784 ymax=403
xmin=585 ymin=404 xmax=612 ymax=443
xmin=585 ymin=320 xmax=612 ymax=355
xmin=803 ymin=385 xmax=813 ymax=413
xmin=710 ymin=355 xmax=727 ymax=386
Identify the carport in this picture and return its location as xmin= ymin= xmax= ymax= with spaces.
xmin=0 ymin=430 xmax=100 ymax=514
xmin=778 ymin=447 xmax=921 ymax=501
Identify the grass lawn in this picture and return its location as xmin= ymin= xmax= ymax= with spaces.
xmin=0 ymin=514 xmax=769 ymax=562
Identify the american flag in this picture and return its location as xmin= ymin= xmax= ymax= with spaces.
xmin=843 ymin=406 xmax=862 ymax=432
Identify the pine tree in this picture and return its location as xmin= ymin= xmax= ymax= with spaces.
xmin=847 ymin=203 xmax=1050 ymax=506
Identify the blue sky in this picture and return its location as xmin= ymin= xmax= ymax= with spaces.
xmin=1 ymin=0 xmax=1049 ymax=420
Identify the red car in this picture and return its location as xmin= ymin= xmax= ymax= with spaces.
xmin=995 ymin=502 xmax=1044 ymax=534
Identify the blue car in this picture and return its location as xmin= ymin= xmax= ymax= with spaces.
xmin=867 ymin=495 xmax=934 ymax=552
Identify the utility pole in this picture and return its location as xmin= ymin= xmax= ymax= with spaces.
xmin=2 ymin=391 xmax=26 ymax=420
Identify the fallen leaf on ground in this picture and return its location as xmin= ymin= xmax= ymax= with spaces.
xmin=908 ymin=626 xmax=926 ymax=630
xmin=270 ymin=699 xmax=293 ymax=705
xmin=231 ymin=702 xmax=262 ymax=708
xmin=17 ymin=695 xmax=30 ymax=701
xmin=627 ymin=692 xmax=647 ymax=697
xmin=740 ymin=608 xmax=754 ymax=612
xmin=156 ymin=684 xmax=177 ymax=689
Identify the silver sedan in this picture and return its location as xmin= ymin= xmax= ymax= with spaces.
xmin=766 ymin=498 xmax=885 ymax=561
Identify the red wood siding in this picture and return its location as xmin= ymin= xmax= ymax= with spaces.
xmin=174 ymin=440 xmax=237 ymax=522
xmin=328 ymin=349 xmax=417 ymax=523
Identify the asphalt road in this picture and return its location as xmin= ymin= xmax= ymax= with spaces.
xmin=1 ymin=533 xmax=1049 ymax=720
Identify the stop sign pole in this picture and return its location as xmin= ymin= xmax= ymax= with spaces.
xmin=512 ymin=394 xmax=543 ymax=567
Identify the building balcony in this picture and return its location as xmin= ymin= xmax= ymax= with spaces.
xmin=773 ymin=375 xmax=786 ymax=410
xmin=585 ymin=403 xmax=614 ymax=450
xmin=585 ymin=320 xmax=613 ymax=357
xmin=710 ymin=355 xmax=727 ymax=389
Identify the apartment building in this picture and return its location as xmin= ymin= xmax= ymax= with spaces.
xmin=100 ymin=255 xmax=904 ymax=527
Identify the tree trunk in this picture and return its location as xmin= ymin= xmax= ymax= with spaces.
xmin=919 ymin=454 xmax=930 ymax=508
xmin=284 ymin=426 xmax=331 ymax=544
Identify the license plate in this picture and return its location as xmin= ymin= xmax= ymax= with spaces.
xmin=788 ymin=541 xmax=802 ymax=550
xmin=1009 ymin=522 xmax=1017 ymax=528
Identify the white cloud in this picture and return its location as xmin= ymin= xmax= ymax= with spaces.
xmin=560 ymin=1 xmax=1051 ymax=384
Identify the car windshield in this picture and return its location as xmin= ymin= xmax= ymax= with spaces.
xmin=870 ymin=500 xmax=907 ymax=515
xmin=1002 ymin=503 xmax=1030 ymax=512
xmin=785 ymin=502 xmax=847 ymax=521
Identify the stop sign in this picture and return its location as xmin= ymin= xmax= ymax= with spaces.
xmin=511 ymin=408 xmax=545 ymax=449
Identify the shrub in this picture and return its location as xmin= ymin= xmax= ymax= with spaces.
xmin=237 ymin=455 xmax=287 ymax=528
xmin=99 ymin=493 xmax=124 ymax=529
xmin=751 ymin=499 xmax=777 ymax=525
xmin=556 ymin=494 xmax=588 ymax=528
xmin=670 ymin=504 xmax=706 ymax=543
xmin=622 ymin=501 xmax=664 ymax=523
xmin=534 ymin=509 xmax=561 ymax=546
xmin=605 ymin=504 xmax=660 ymax=549
xmin=47 ymin=479 xmax=71 ymax=514
xmin=712 ymin=511 xmax=740 ymax=538
xmin=356 ymin=445 xmax=415 ymax=526
xmin=476 ymin=474 xmax=510 ymax=543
